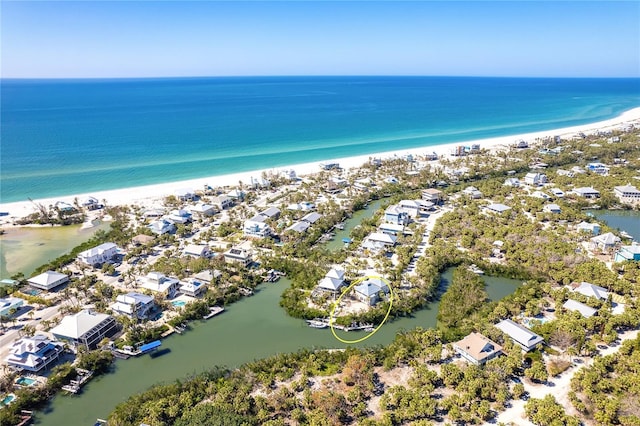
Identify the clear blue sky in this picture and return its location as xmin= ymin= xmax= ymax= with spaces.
xmin=2 ymin=1 xmax=639 ymax=78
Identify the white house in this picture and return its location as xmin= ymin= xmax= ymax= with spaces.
xmin=27 ymin=271 xmax=69 ymax=291
xmin=5 ymin=334 xmax=64 ymax=372
xmin=183 ymin=244 xmax=211 ymax=258
xmin=543 ymin=204 xmax=561 ymax=214
xmin=398 ymin=199 xmax=432 ymax=217
xmin=138 ymin=272 xmax=180 ymax=299
xmin=422 ymin=188 xmax=443 ymax=203
xmin=495 ymin=319 xmax=544 ymax=352
xmin=148 ymin=219 xmax=176 ymax=235
xmin=463 ymin=186 xmax=483 ymax=199
xmin=590 ymin=232 xmax=620 ymax=253
xmin=50 ymin=309 xmax=118 ymax=350
xmin=524 ymin=173 xmax=547 ymax=186
xmin=550 ymin=188 xmax=565 ymax=198
xmin=111 ymin=292 xmax=155 ymax=319
xmin=0 ymin=297 xmax=24 ymax=317
xmin=77 ymin=242 xmax=118 ymax=266
xmin=224 ymin=247 xmax=253 ymax=266
xmin=243 ymin=219 xmax=273 ymax=238
xmin=166 ymin=209 xmax=192 ymax=224
xmin=174 ymin=188 xmax=196 ymax=201
xmin=211 ymin=195 xmax=233 ymax=210
xmin=614 ymin=184 xmax=640 ymax=204
xmin=503 ymin=178 xmax=521 ymax=187
xmin=571 ymin=187 xmax=600 ymax=199
xmin=453 ymin=332 xmax=503 ymax=365
xmin=587 ymin=162 xmax=610 ymax=175
xmin=362 ymin=232 xmax=397 ymax=252
xmin=188 ymin=203 xmax=216 ymax=217
xmin=384 ymin=205 xmax=409 ymax=225
xmin=179 ymin=278 xmax=208 ymax=298
xmin=576 ymin=221 xmax=601 ymax=235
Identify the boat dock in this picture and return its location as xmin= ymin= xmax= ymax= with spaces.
xmin=203 ymin=306 xmax=225 ymax=319
xmin=306 ymin=318 xmax=374 ymax=332
xmin=61 ymin=369 xmax=93 ymax=394
xmin=113 ymin=340 xmax=162 ymax=358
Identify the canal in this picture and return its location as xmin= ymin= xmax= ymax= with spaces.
xmin=588 ymin=209 xmax=640 ymax=240
xmin=37 ymin=269 xmax=522 ymax=424
xmin=325 ymin=198 xmax=386 ymax=251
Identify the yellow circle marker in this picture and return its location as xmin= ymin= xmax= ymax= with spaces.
xmin=329 ymin=275 xmax=394 ymax=344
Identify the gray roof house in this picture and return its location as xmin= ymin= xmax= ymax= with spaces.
xmin=495 ymin=319 xmax=544 ymax=352
xmin=572 ymin=282 xmax=610 ymax=301
xmin=354 ymin=277 xmax=389 ymax=306
xmin=50 ymin=310 xmax=118 ymax=350
xmin=484 ymin=203 xmax=511 ymax=214
xmin=563 ymin=299 xmax=597 ymax=318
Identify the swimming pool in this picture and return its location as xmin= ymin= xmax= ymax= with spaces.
xmin=15 ymin=376 xmax=36 ymax=386
xmin=1 ymin=393 xmax=16 ymax=406
xmin=171 ymin=300 xmax=186 ymax=307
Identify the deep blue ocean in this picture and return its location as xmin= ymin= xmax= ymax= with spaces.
xmin=1 ymin=76 xmax=639 ymax=203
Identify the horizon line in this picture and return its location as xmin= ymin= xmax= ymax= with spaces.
xmin=3 ymin=74 xmax=640 ymax=81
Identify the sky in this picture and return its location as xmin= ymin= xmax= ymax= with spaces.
xmin=1 ymin=1 xmax=639 ymax=78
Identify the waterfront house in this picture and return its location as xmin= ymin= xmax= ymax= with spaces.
xmin=562 ymin=299 xmax=597 ymax=318
xmin=422 ymin=188 xmax=443 ymax=203
xmin=0 ymin=297 xmax=24 ymax=318
xmin=301 ymin=212 xmax=322 ymax=224
xmin=495 ymin=319 xmax=544 ymax=352
xmin=188 ymin=203 xmax=216 ymax=217
xmin=174 ymin=188 xmax=196 ymax=202
xmin=138 ymin=272 xmax=180 ymax=299
xmin=398 ymin=199 xmax=433 ymax=217
xmin=572 ymin=282 xmax=610 ymax=301
xmin=379 ymin=223 xmax=405 ymax=236
xmin=193 ymin=269 xmax=222 ymax=284
xmin=613 ymin=184 xmax=640 ymax=204
xmin=354 ymin=277 xmax=389 ymax=306
xmin=183 ymin=244 xmax=211 ymax=258
xmin=148 ymin=219 xmax=176 ymax=235
xmin=27 ymin=271 xmax=69 ymax=291
xmin=615 ymin=243 xmax=640 ymax=262
xmin=286 ymin=221 xmax=310 ymax=234
xmin=224 ymin=247 xmax=253 ymax=267
xmin=543 ymin=203 xmax=561 ymax=214
xmin=384 ymin=205 xmax=409 ymax=226
xmin=362 ymin=232 xmax=397 ymax=252
xmin=55 ymin=201 xmax=75 ymax=212
xmin=143 ymin=208 xmax=165 ymax=218
xmin=250 ymin=176 xmax=271 ymax=189
xmin=484 ymin=203 xmax=511 ymax=214
xmin=590 ymin=232 xmax=620 ymax=253
xmin=281 ymin=169 xmax=298 ymax=181
xmin=524 ymin=172 xmax=547 ymax=186
xmin=576 ymin=221 xmax=601 ymax=235
xmin=50 ymin=309 xmax=118 ymax=350
xmin=179 ymin=278 xmax=208 ymax=298
xmin=5 ymin=334 xmax=64 ymax=372
xmin=571 ymin=187 xmax=600 ymax=199
xmin=453 ymin=332 xmax=503 ymax=365
xmin=320 ymin=162 xmax=340 ymax=170
xmin=81 ymin=196 xmax=102 ymax=210
xmin=111 ymin=292 xmax=155 ymax=319
xmin=77 ymin=242 xmax=118 ymax=266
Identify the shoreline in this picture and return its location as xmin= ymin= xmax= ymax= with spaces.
xmin=2 ymin=106 xmax=640 ymax=222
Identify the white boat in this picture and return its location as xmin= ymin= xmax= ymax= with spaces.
xmin=306 ymin=319 xmax=328 ymax=329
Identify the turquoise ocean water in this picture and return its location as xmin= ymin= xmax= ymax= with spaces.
xmin=1 ymin=76 xmax=639 ymax=203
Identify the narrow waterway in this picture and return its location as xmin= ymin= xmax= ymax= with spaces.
xmin=325 ymin=198 xmax=386 ymax=251
xmin=0 ymin=222 xmax=112 ymax=278
xmin=38 ymin=267 xmax=522 ymax=425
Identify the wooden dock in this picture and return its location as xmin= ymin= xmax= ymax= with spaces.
xmin=203 ymin=306 xmax=225 ymax=319
xmin=61 ymin=369 xmax=93 ymax=394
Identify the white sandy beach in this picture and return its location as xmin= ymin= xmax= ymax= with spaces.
xmin=2 ymin=107 xmax=640 ymax=222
